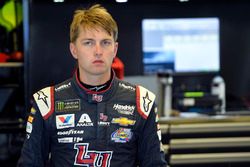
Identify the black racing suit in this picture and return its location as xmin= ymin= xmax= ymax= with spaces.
xmin=18 ymin=71 xmax=167 ymax=167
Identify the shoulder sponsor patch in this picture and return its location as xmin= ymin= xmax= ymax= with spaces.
xmin=136 ymin=85 xmax=155 ymax=119
xmin=30 ymin=107 xmax=36 ymax=115
xmin=33 ymin=86 xmax=54 ymax=120
xmin=55 ymin=82 xmax=71 ymax=92
xmin=119 ymin=83 xmax=135 ymax=91
xmin=28 ymin=116 xmax=34 ymax=123
xmin=26 ymin=122 xmax=32 ymax=134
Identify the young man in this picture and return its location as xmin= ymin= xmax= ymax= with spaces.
xmin=18 ymin=4 xmax=167 ymax=167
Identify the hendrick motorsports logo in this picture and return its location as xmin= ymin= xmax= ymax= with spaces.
xmin=113 ymin=104 xmax=135 ymax=115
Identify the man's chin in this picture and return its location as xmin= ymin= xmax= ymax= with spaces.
xmin=91 ymin=69 xmax=110 ymax=76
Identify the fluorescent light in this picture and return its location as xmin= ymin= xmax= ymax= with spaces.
xmin=116 ymin=0 xmax=128 ymax=3
xmin=53 ymin=0 xmax=64 ymax=2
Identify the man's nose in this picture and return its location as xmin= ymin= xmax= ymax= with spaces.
xmin=95 ymin=43 xmax=103 ymax=56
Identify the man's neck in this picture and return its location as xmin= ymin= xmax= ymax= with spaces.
xmin=79 ymin=71 xmax=111 ymax=86
xmin=78 ymin=69 xmax=113 ymax=91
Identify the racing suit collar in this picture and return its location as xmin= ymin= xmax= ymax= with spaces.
xmin=72 ymin=69 xmax=118 ymax=103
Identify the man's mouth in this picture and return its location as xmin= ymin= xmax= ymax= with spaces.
xmin=93 ymin=60 xmax=104 ymax=64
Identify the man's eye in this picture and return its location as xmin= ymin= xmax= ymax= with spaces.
xmin=83 ymin=41 xmax=93 ymax=46
xmin=102 ymin=41 xmax=112 ymax=46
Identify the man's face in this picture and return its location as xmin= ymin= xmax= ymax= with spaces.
xmin=70 ymin=26 xmax=118 ymax=80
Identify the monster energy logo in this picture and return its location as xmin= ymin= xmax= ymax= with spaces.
xmin=57 ymin=101 xmax=65 ymax=111
xmin=56 ymin=99 xmax=80 ymax=112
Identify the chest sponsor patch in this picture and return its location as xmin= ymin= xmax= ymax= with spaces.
xmin=113 ymin=104 xmax=135 ymax=115
xmin=92 ymin=94 xmax=103 ymax=102
xmin=111 ymin=117 xmax=135 ymax=126
xmin=58 ymin=137 xmax=83 ymax=143
xmin=57 ymin=129 xmax=84 ymax=136
xmin=56 ymin=114 xmax=75 ymax=129
xmin=111 ymin=128 xmax=133 ymax=143
xmin=74 ymin=143 xmax=113 ymax=167
xmin=55 ymin=99 xmax=80 ymax=112
xmin=77 ymin=114 xmax=94 ymax=127
xmin=98 ymin=113 xmax=110 ymax=126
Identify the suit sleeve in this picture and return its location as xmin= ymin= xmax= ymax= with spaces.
xmin=17 ymin=101 xmax=50 ymax=167
xmin=136 ymin=85 xmax=167 ymax=167
xmin=137 ymin=104 xmax=167 ymax=167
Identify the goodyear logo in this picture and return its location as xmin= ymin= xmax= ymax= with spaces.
xmin=56 ymin=99 xmax=80 ymax=112
xmin=111 ymin=117 xmax=135 ymax=126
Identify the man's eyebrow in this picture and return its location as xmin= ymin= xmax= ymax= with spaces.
xmin=83 ymin=38 xmax=94 ymax=40
xmin=101 ymin=38 xmax=113 ymax=42
xmin=80 ymin=38 xmax=93 ymax=42
xmin=79 ymin=38 xmax=113 ymax=42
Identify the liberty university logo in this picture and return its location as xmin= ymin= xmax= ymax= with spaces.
xmin=74 ymin=143 xmax=113 ymax=167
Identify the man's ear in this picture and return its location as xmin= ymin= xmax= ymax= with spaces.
xmin=113 ymin=42 xmax=118 ymax=59
xmin=70 ymin=42 xmax=78 ymax=59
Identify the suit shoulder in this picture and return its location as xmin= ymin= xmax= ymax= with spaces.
xmin=136 ymin=85 xmax=156 ymax=119
xmin=33 ymin=86 xmax=54 ymax=120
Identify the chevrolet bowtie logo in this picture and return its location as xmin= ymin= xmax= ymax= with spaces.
xmin=111 ymin=117 xmax=135 ymax=126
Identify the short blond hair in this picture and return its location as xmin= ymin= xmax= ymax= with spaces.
xmin=70 ymin=4 xmax=118 ymax=43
